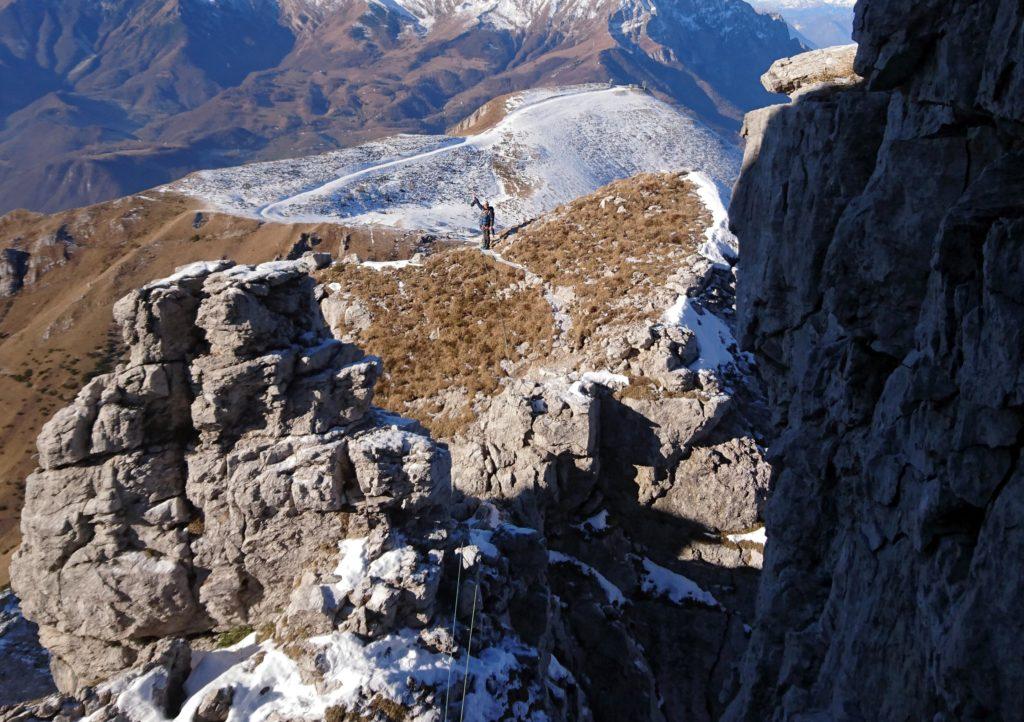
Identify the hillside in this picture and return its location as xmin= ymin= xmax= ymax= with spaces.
xmin=7 ymin=170 xmax=772 ymax=721
xmin=317 ymin=172 xmax=720 ymax=436
xmin=173 ymin=85 xmax=741 ymax=235
xmin=0 ymin=0 xmax=800 ymax=215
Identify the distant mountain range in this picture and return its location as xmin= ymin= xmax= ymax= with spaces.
xmin=747 ymin=0 xmax=855 ymax=48
xmin=0 ymin=0 xmax=802 ymax=215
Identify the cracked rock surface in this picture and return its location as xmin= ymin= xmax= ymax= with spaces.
xmin=725 ymin=2 xmax=1024 ymax=720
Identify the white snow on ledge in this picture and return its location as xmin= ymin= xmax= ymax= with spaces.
xmin=361 ymin=259 xmax=421 ymax=271
xmin=101 ymin=627 xmax=544 ymax=722
xmin=639 ymin=558 xmax=719 ymax=608
xmin=685 ymin=170 xmax=738 ymax=270
xmin=726 ymin=527 xmax=767 ymax=546
xmin=664 ymin=296 xmax=739 ymax=372
xmin=548 ymin=550 xmax=627 ymax=607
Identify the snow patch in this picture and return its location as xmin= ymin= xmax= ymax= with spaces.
xmin=640 ymin=558 xmax=719 ymax=608
xmin=686 ymin=170 xmax=738 ymax=269
xmin=548 ymin=550 xmax=627 ymax=607
xmin=575 ymin=509 xmax=610 ymax=533
xmin=726 ymin=527 xmax=767 ymax=546
xmin=664 ymin=297 xmax=739 ymax=372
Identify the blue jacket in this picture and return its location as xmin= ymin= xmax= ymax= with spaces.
xmin=472 ymin=198 xmax=495 ymax=228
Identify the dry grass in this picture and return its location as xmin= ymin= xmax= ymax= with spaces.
xmin=320 ymin=250 xmax=554 ymax=437
xmin=499 ymin=172 xmax=709 ymax=349
xmin=215 ymin=625 xmax=254 ymax=648
xmin=318 ymin=172 xmax=712 ymax=438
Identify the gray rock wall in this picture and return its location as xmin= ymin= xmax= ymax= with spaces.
xmin=725 ymin=1 xmax=1024 ymax=720
xmin=9 ymin=257 xmax=406 ymax=693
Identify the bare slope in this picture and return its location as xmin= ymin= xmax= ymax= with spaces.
xmin=173 ymin=86 xmax=740 ymax=236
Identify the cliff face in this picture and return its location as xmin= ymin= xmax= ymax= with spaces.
xmin=727 ymin=1 xmax=1024 ymax=720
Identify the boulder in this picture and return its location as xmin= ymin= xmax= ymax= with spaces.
xmin=760 ymin=44 xmax=860 ymax=96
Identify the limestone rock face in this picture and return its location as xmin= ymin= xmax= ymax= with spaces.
xmin=760 ymin=44 xmax=859 ymax=97
xmin=9 ymin=256 xmax=413 ymax=693
xmin=8 ymin=255 xmax=582 ymax=722
xmin=726 ymin=1 xmax=1024 ymax=719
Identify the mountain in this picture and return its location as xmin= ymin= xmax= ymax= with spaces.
xmin=746 ymin=0 xmax=854 ymax=48
xmin=0 ymin=85 xmax=736 ymax=586
xmin=172 ymin=85 xmax=741 ymax=235
xmin=0 ymin=0 xmax=801 ymax=215
xmin=6 ymin=172 xmax=771 ymax=721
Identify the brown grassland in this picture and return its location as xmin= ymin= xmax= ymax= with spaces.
xmin=319 ymin=172 xmax=710 ymax=439
xmin=319 ymin=249 xmax=555 ymax=438
xmin=500 ymin=172 xmax=709 ymax=348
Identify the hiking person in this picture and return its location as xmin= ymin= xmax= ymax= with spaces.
xmin=471 ymin=195 xmax=496 ymax=250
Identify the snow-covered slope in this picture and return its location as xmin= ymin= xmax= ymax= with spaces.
xmin=171 ymin=85 xmax=740 ymax=236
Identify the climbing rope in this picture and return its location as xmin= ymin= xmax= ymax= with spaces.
xmin=483 ymin=247 xmax=516 ymax=375
xmin=459 ymin=566 xmax=483 ymax=722
xmin=442 ymin=549 xmax=464 ymax=722
xmin=440 ymin=232 xmax=524 ymax=721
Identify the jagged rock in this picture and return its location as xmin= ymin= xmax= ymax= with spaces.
xmin=11 ymin=259 xmax=428 ymax=693
xmin=193 ymin=686 xmax=233 ymax=722
xmin=647 ymin=438 xmax=770 ymax=532
xmin=0 ymin=248 xmax=30 ymax=297
xmin=725 ymin=4 xmax=1024 ymax=720
xmin=760 ymin=44 xmax=860 ymax=96
xmin=451 ymin=379 xmax=601 ymax=529
xmin=348 ymin=428 xmax=449 ymax=513
xmin=11 ymin=256 xmax=580 ymax=722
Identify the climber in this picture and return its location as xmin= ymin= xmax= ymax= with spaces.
xmin=471 ymin=195 xmax=496 ymax=250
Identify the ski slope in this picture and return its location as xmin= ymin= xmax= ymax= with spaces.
xmin=171 ymin=85 xmax=741 ymax=237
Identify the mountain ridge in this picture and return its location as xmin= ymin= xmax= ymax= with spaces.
xmin=0 ymin=0 xmax=801 ymax=214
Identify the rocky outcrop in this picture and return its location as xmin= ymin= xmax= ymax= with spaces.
xmin=13 ymin=255 xmax=374 ymax=690
xmin=0 ymin=248 xmax=30 ymax=297
xmin=0 ymin=225 xmax=75 ymax=297
xmin=760 ymin=44 xmax=859 ymax=97
xmin=8 ymin=166 xmax=777 ymax=720
xmin=447 ymin=225 xmax=771 ymax=721
xmin=726 ymin=4 xmax=1024 ymax=720
xmin=6 ymin=255 xmax=586 ymax=721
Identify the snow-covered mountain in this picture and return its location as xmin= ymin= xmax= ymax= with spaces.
xmin=746 ymin=0 xmax=855 ymax=47
xmin=172 ymin=85 xmax=740 ymax=235
xmin=0 ymin=0 xmax=801 ymax=214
